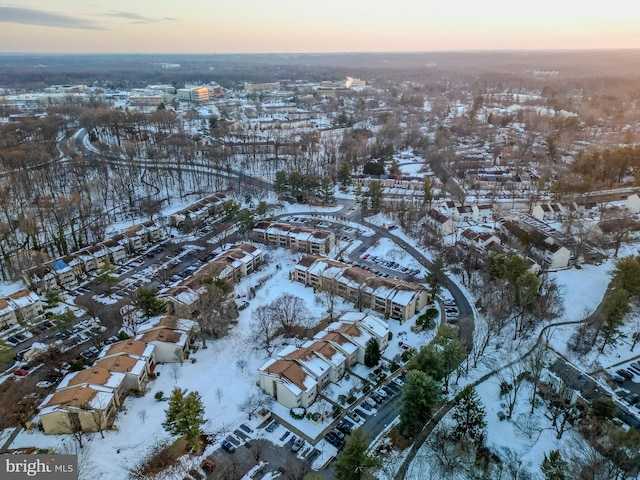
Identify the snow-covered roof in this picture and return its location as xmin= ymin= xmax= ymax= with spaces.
xmin=95 ymin=354 xmax=146 ymax=377
xmin=98 ymin=339 xmax=155 ymax=360
xmin=7 ymin=289 xmax=41 ymax=308
xmin=58 ymin=366 xmax=125 ymax=390
xmin=39 ymin=385 xmax=115 ymax=415
xmin=137 ymin=315 xmax=196 ymax=334
xmin=339 ymin=312 xmax=389 ymax=339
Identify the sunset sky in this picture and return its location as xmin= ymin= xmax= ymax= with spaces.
xmin=1 ymin=1 xmax=639 ymax=54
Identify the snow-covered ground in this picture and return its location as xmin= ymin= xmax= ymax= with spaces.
xmin=7 ymin=244 xmax=433 ymax=479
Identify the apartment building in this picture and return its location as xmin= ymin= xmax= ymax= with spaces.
xmin=252 ymin=221 xmax=335 ymax=255
xmin=293 ymin=255 xmax=429 ymax=322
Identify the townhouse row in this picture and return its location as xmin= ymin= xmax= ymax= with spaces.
xmin=259 ymin=312 xmax=389 ymax=409
xmin=293 ymin=255 xmax=430 ymax=322
xmin=38 ymin=315 xmax=196 ymax=435
xmin=23 ymin=220 xmax=166 ymax=293
xmin=160 ymin=242 xmax=263 ymax=317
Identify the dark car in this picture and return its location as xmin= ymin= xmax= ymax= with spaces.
xmin=617 ymin=369 xmax=634 ymax=380
xmin=200 ymin=459 xmax=215 ymax=472
xmin=325 ymin=433 xmax=341 ymax=447
xmin=265 ymin=421 xmax=279 ymax=432
xmin=221 ymin=440 xmax=236 ymax=453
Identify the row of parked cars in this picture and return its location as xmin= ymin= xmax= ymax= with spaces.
xmin=443 ymin=298 xmax=459 ymax=323
xmin=361 ymin=254 xmax=421 ymax=277
xmin=614 ymin=362 xmax=640 ymax=383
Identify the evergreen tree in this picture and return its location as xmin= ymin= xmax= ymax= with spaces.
xmin=274 ymin=170 xmax=289 ymax=195
xmin=451 ymin=385 xmax=486 ymax=445
xmin=427 ymin=257 xmax=447 ymax=297
xmin=289 ymin=171 xmax=305 ymax=200
xmin=135 ymin=286 xmax=167 ymax=319
xmin=319 ymin=177 xmax=335 ymax=205
xmin=388 ymin=159 xmax=401 ymax=176
xmin=333 ymin=428 xmax=379 ymax=480
xmin=422 ymin=178 xmax=434 ymax=208
xmin=162 ymin=388 xmax=206 ymax=450
xmin=223 ymin=199 xmax=240 ymax=222
xmin=255 ymin=200 xmax=269 ymax=218
xmin=410 ymin=344 xmax=445 ymax=381
xmin=398 ymin=370 xmax=441 ymax=437
xmin=612 ymin=255 xmax=640 ymax=296
xmin=236 ymin=208 xmax=255 ymax=238
xmin=599 ymin=286 xmax=629 ymax=352
xmin=541 ymin=450 xmax=569 ymax=480
xmin=0 ymin=340 xmax=13 ymax=367
xmin=364 ymin=338 xmax=381 ymax=367
xmin=337 ymin=162 xmax=352 ymax=187
xmin=366 ymin=180 xmax=384 ymax=214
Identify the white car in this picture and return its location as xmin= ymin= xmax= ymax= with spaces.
xmin=36 ymin=381 xmax=54 ymax=389
xmin=392 ymin=377 xmax=405 ymax=387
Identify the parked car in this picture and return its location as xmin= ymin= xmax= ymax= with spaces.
xmin=265 ymin=421 xmax=279 ymax=432
xmin=13 ymin=368 xmax=29 ymax=376
xmin=291 ymin=437 xmax=305 ymax=452
xmin=612 ymin=374 xmax=625 ymax=383
xmin=364 ymin=397 xmax=377 ymax=408
xmin=617 ymin=369 xmax=634 ymax=380
xmin=370 ymin=392 xmax=384 ymax=403
xmin=36 ymin=381 xmax=54 ymax=389
xmin=374 ymin=388 xmax=388 ymax=399
xmin=392 ymin=377 xmax=405 ymax=387
xmin=221 ymin=440 xmax=236 ymax=453
xmin=200 ymin=459 xmax=216 ymax=473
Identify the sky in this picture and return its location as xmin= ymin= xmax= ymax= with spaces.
xmin=0 ymin=1 xmax=640 ymax=54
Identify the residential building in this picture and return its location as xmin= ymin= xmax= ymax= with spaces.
xmin=252 ymin=221 xmax=335 ymax=255
xmin=136 ymin=315 xmax=196 ymax=363
xmin=500 ymin=219 xmax=571 ymax=269
xmin=57 ymin=366 xmax=127 ymax=408
xmin=424 ymin=209 xmax=456 ymax=236
xmin=460 ymin=229 xmax=501 ymax=253
xmin=39 ymin=385 xmax=118 ymax=434
xmin=293 ymin=255 xmax=430 ymax=322
xmin=244 ymin=82 xmax=281 ymax=91
xmin=7 ymin=289 xmax=43 ymax=322
xmin=258 ymin=358 xmax=318 ymax=409
xmin=95 ymin=354 xmax=151 ymax=392
xmin=261 ymin=310 xmax=390 ymax=408
xmin=0 ymin=299 xmax=17 ymax=329
xmin=627 ymin=194 xmax=640 ymax=214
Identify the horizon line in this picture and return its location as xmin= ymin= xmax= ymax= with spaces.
xmin=1 ymin=46 xmax=640 ymax=56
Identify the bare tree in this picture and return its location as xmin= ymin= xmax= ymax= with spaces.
xmin=138 ymin=409 xmax=148 ymax=424
xmin=191 ymin=279 xmax=237 ymax=346
xmin=598 ymin=211 xmax=639 ymax=257
xmin=120 ymin=303 xmax=141 ymax=336
xmin=59 ymin=414 xmax=86 ymax=449
xmin=317 ymin=280 xmax=340 ymax=321
xmin=270 ymin=293 xmax=309 ymax=337
xmin=238 ymin=392 xmax=274 ymax=420
xmin=283 ymin=458 xmax=311 ymax=480
xmin=236 ymin=359 xmax=248 ymax=372
xmin=525 ymin=341 xmax=551 ymax=414
xmin=493 ymin=360 xmax=527 ymax=420
xmin=251 ymin=304 xmax=279 ymax=354
xmin=249 ymin=439 xmax=265 ymax=462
